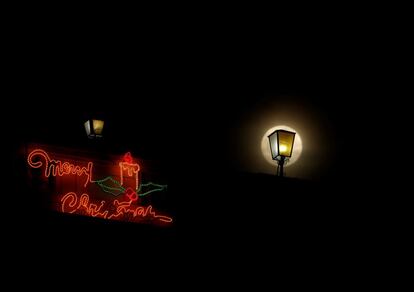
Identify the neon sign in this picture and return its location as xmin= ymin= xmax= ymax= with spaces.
xmin=61 ymin=192 xmax=172 ymax=223
xmin=119 ymin=152 xmax=140 ymax=191
xmin=124 ymin=187 xmax=138 ymax=202
xmin=28 ymin=149 xmax=93 ymax=187
xmin=27 ymin=148 xmax=173 ymax=225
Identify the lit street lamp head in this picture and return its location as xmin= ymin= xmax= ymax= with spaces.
xmin=268 ymin=129 xmax=296 ymax=177
xmin=84 ymin=119 xmax=104 ymax=139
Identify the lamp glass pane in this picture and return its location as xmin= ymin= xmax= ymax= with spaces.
xmin=84 ymin=120 xmax=91 ymax=136
xmin=277 ymin=130 xmax=295 ymax=157
xmin=268 ymin=131 xmax=279 ymax=159
xmin=92 ymin=120 xmax=104 ymax=136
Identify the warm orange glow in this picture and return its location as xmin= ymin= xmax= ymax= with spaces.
xmin=60 ymin=192 xmax=172 ymax=223
xmin=119 ymin=161 xmax=140 ymax=190
xmin=28 ymin=149 xmax=93 ymax=187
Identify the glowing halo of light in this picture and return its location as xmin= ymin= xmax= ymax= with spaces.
xmin=261 ymin=125 xmax=303 ymax=167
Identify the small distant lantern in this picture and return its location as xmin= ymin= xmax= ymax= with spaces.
xmin=268 ymin=129 xmax=296 ymax=177
xmin=84 ymin=119 xmax=104 ymax=138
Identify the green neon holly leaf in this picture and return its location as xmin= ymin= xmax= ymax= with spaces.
xmin=95 ymin=177 xmax=125 ymax=196
xmin=138 ymin=182 xmax=168 ymax=197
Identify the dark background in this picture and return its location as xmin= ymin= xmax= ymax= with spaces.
xmin=5 ymin=21 xmax=406 ymax=279
xmin=11 ymin=57 xmax=378 ymax=233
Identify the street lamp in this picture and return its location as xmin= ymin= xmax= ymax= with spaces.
xmin=268 ymin=129 xmax=296 ymax=177
xmin=84 ymin=119 xmax=104 ymax=139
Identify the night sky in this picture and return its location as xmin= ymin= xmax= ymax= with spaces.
xmin=18 ymin=74 xmax=344 ymax=179
xmin=12 ymin=48 xmax=370 ymax=206
xmin=3 ymin=25 xmax=409 ymax=291
xmin=7 ymin=28 xmax=405 ymax=276
xmin=1 ymin=7 xmax=410 ymax=286
xmin=11 ymin=36 xmax=392 ymax=190
xmin=19 ymin=63 xmax=350 ymax=177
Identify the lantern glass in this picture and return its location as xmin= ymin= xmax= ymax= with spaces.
xmin=92 ymin=120 xmax=104 ymax=135
xmin=84 ymin=119 xmax=104 ymax=138
xmin=268 ymin=129 xmax=296 ymax=159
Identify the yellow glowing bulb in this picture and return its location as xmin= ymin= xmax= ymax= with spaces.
xmin=92 ymin=120 xmax=104 ymax=135
xmin=279 ymin=144 xmax=287 ymax=153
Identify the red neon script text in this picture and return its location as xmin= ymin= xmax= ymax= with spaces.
xmin=28 ymin=149 xmax=93 ymax=187
xmin=61 ymin=192 xmax=172 ymax=223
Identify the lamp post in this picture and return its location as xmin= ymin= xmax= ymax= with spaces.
xmin=84 ymin=119 xmax=104 ymax=139
xmin=268 ymin=129 xmax=296 ymax=177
